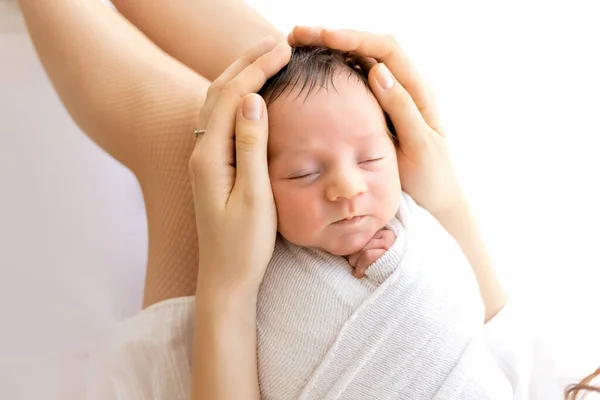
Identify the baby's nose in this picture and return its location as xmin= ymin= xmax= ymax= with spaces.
xmin=326 ymin=170 xmax=367 ymax=201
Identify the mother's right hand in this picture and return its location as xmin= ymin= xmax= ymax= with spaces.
xmin=189 ymin=37 xmax=291 ymax=299
xmin=289 ymin=27 xmax=465 ymax=221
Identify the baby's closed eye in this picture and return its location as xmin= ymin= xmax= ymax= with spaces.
xmin=288 ymin=171 xmax=318 ymax=180
xmin=358 ymin=156 xmax=384 ymax=165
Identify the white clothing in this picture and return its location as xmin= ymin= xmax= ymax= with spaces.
xmin=85 ymin=194 xmax=563 ymax=399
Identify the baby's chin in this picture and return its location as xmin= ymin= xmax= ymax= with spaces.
xmin=320 ymin=231 xmax=376 ymax=257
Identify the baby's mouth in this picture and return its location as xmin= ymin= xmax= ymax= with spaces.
xmin=332 ymin=215 xmax=365 ymax=226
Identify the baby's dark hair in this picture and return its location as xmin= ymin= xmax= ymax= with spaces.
xmin=258 ymin=46 xmax=396 ymax=140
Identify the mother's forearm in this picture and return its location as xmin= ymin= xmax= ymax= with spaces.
xmin=192 ymin=285 xmax=261 ymax=400
xmin=434 ymin=201 xmax=508 ymax=323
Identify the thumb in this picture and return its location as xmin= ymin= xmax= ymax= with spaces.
xmin=368 ymin=63 xmax=430 ymax=149
xmin=233 ymin=93 xmax=271 ymax=202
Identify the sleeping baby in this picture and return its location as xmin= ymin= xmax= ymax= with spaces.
xmin=261 ymin=47 xmax=400 ymax=279
xmin=254 ymin=47 xmax=512 ymax=399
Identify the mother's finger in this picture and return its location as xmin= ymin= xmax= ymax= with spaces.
xmin=201 ymin=43 xmax=291 ymax=168
xmin=196 ymin=35 xmax=279 ymax=135
xmin=210 ymin=36 xmax=279 ymax=94
xmin=291 ymin=27 xmax=441 ymax=132
xmin=232 ymin=94 xmax=271 ymax=204
xmin=369 ymin=63 xmax=430 ymax=151
xmin=288 ymin=25 xmax=324 ymax=47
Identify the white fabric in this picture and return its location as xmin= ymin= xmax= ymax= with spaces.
xmin=85 ymin=194 xmax=542 ymax=399
xmin=85 ymin=298 xmax=567 ymax=400
xmin=257 ymin=193 xmax=510 ymax=399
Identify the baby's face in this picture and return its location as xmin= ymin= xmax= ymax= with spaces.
xmin=267 ymin=76 xmax=402 ymax=256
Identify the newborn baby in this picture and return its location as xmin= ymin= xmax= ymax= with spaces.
xmin=260 ymin=47 xmax=401 ymax=277
xmin=251 ymin=47 xmax=505 ymax=400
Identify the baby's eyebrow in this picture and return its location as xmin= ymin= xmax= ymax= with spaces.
xmin=269 ymin=147 xmax=313 ymax=163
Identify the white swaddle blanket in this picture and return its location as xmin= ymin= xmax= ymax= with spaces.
xmin=86 ymin=193 xmax=514 ymax=399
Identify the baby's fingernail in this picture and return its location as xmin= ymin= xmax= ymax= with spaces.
xmin=376 ymin=63 xmax=395 ymax=90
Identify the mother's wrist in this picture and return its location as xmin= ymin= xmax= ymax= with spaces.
xmin=429 ymin=195 xmax=471 ymax=224
xmin=196 ymin=283 xmax=259 ymax=328
xmin=196 ymin=275 xmax=260 ymax=310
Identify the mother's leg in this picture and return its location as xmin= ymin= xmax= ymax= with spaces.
xmin=104 ymin=0 xmax=286 ymax=304
xmin=18 ymin=0 xmax=210 ymax=307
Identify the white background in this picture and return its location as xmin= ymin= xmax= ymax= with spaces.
xmin=1 ymin=0 xmax=599 ymax=399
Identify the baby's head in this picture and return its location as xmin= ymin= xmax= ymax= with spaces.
xmin=259 ymin=47 xmax=402 ymax=256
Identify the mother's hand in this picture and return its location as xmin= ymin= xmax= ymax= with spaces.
xmin=189 ymin=37 xmax=291 ymax=298
xmin=289 ymin=27 xmax=465 ymax=219
xmin=290 ymin=28 xmax=508 ymax=323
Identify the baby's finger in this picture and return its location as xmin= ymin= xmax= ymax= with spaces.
xmin=347 ymin=251 xmax=361 ymax=268
xmin=372 ymin=228 xmax=395 ymax=241
xmin=318 ymin=29 xmax=441 ymax=132
xmin=377 ymin=229 xmax=397 ymax=244
xmin=353 ymin=249 xmax=386 ymax=278
xmin=368 ymin=63 xmax=431 ymax=151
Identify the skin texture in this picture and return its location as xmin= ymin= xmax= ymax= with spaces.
xmin=267 ymin=75 xmax=402 ymax=258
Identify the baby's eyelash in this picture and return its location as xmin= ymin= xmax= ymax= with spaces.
xmin=286 ymin=158 xmax=383 ymax=179
xmin=359 ymin=157 xmax=384 ymax=164
xmin=288 ymin=172 xmax=316 ymax=180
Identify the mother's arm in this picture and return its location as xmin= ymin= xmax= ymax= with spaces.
xmin=110 ymin=0 xmax=286 ymax=81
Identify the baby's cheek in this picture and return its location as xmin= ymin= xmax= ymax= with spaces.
xmin=273 ymin=184 xmax=323 ymax=244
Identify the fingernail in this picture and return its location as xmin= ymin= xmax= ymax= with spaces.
xmin=296 ymin=25 xmax=321 ymax=32
xmin=377 ymin=63 xmax=394 ymax=89
xmin=275 ymin=42 xmax=290 ymax=51
xmin=242 ymin=94 xmax=262 ymax=121
xmin=322 ymin=28 xmax=346 ymax=37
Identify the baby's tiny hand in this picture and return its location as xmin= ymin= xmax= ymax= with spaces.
xmin=347 ymin=228 xmax=396 ymax=278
